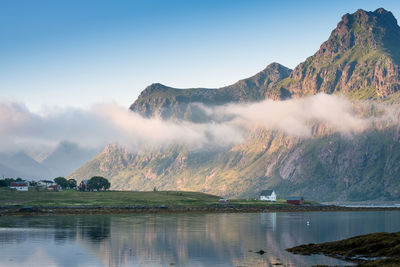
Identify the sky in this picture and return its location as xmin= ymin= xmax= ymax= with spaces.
xmin=1 ymin=0 xmax=400 ymax=111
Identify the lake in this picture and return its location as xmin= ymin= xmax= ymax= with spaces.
xmin=0 ymin=211 xmax=399 ymax=266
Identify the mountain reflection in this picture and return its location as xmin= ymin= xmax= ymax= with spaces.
xmin=1 ymin=211 xmax=399 ymax=266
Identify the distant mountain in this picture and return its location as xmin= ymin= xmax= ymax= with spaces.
xmin=0 ymin=151 xmax=50 ymax=179
xmin=130 ymin=63 xmax=291 ymax=120
xmin=0 ymin=161 xmax=31 ymax=179
xmin=71 ymin=8 xmax=400 ymax=201
xmin=0 ymin=142 xmax=99 ymax=180
xmin=41 ymin=141 xmax=100 ymax=178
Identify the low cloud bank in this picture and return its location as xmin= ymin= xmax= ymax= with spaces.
xmin=0 ymin=94 xmax=394 ymax=154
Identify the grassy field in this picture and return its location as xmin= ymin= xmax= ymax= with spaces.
xmin=0 ymin=187 xmax=301 ymax=208
xmin=0 ymin=188 xmax=223 ymax=207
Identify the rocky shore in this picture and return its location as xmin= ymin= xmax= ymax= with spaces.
xmin=1 ymin=204 xmax=399 ymax=216
xmin=287 ymin=232 xmax=400 ymax=266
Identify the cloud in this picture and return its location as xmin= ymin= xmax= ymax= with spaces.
xmin=0 ymin=94 xmax=392 ymax=154
xmin=218 ymin=93 xmax=371 ymax=137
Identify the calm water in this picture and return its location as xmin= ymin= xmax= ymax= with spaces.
xmin=0 ymin=211 xmax=399 ymax=267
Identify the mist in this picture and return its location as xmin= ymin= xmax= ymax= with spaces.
xmin=0 ymin=94 xmax=394 ymax=154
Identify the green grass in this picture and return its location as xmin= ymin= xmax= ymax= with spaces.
xmin=0 ymin=188 xmax=222 ymax=207
xmin=229 ymin=199 xmax=287 ymax=206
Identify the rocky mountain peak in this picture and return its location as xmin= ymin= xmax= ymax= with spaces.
xmin=271 ymin=8 xmax=400 ymax=100
xmin=323 ymin=8 xmax=399 ymax=54
xmin=137 ymin=83 xmax=170 ymax=99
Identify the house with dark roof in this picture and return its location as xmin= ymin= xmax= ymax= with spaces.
xmin=38 ymin=180 xmax=54 ymax=188
xmin=259 ymin=190 xmax=276 ymax=202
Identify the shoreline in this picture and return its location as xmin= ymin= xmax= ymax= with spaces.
xmin=1 ymin=204 xmax=400 ymax=216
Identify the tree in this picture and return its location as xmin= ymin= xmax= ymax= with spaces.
xmin=87 ymin=176 xmax=110 ymax=191
xmin=67 ymin=179 xmax=77 ymax=189
xmin=54 ymin=177 xmax=68 ymax=189
xmin=1 ymin=178 xmax=16 ymax=187
xmin=0 ymin=180 xmax=8 ymax=187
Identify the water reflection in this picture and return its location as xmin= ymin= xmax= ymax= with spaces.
xmin=0 ymin=211 xmax=399 ymax=266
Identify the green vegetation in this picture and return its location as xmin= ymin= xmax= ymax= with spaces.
xmin=0 ymin=188 xmax=222 ymax=207
xmin=87 ymin=176 xmax=110 ymax=191
xmin=287 ymin=232 xmax=400 ymax=266
xmin=68 ymin=179 xmax=77 ymax=189
xmin=0 ymin=187 xmax=313 ymax=208
xmin=54 ymin=177 xmax=68 ymax=189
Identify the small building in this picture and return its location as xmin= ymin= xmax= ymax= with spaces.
xmin=38 ymin=180 xmax=54 ymax=188
xmin=10 ymin=182 xmax=29 ymax=191
xmin=260 ymin=190 xmax=277 ymax=201
xmin=218 ymin=198 xmax=229 ymax=205
xmin=286 ymin=197 xmax=304 ymax=205
xmin=48 ymin=184 xmax=62 ymax=192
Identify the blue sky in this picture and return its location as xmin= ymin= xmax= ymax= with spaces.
xmin=1 ymin=0 xmax=399 ymax=111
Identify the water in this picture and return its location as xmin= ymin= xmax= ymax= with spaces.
xmin=0 ymin=211 xmax=399 ymax=266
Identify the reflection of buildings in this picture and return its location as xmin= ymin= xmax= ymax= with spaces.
xmin=260 ymin=212 xmax=276 ymax=231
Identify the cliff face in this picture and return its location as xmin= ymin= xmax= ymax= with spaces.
xmin=270 ymin=8 xmax=400 ymax=100
xmin=70 ymin=8 xmax=400 ymax=201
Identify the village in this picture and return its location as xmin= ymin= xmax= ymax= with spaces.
xmin=1 ymin=176 xmax=111 ymax=192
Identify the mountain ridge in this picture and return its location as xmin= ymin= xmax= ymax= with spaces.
xmin=130 ymin=62 xmax=291 ymax=120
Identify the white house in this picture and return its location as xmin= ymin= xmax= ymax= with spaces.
xmin=10 ymin=182 xmax=29 ymax=191
xmin=260 ymin=190 xmax=276 ymax=202
xmin=38 ymin=180 xmax=54 ymax=188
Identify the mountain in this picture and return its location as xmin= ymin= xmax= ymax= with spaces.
xmin=41 ymin=141 xmax=99 ymax=177
xmin=0 ymin=161 xmax=31 ymax=179
xmin=130 ymin=63 xmax=291 ymax=120
xmin=269 ymin=8 xmax=400 ymax=100
xmin=0 ymin=142 xmax=99 ymax=180
xmin=70 ymin=126 xmax=400 ymax=201
xmin=0 ymin=151 xmax=51 ymax=179
xmin=70 ymin=8 xmax=400 ymax=201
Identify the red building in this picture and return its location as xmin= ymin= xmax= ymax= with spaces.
xmin=10 ymin=182 xmax=28 ymax=191
xmin=286 ymin=197 xmax=304 ymax=205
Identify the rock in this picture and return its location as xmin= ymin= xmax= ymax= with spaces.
xmin=18 ymin=207 xmax=39 ymax=212
xmin=255 ymin=249 xmax=266 ymax=255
